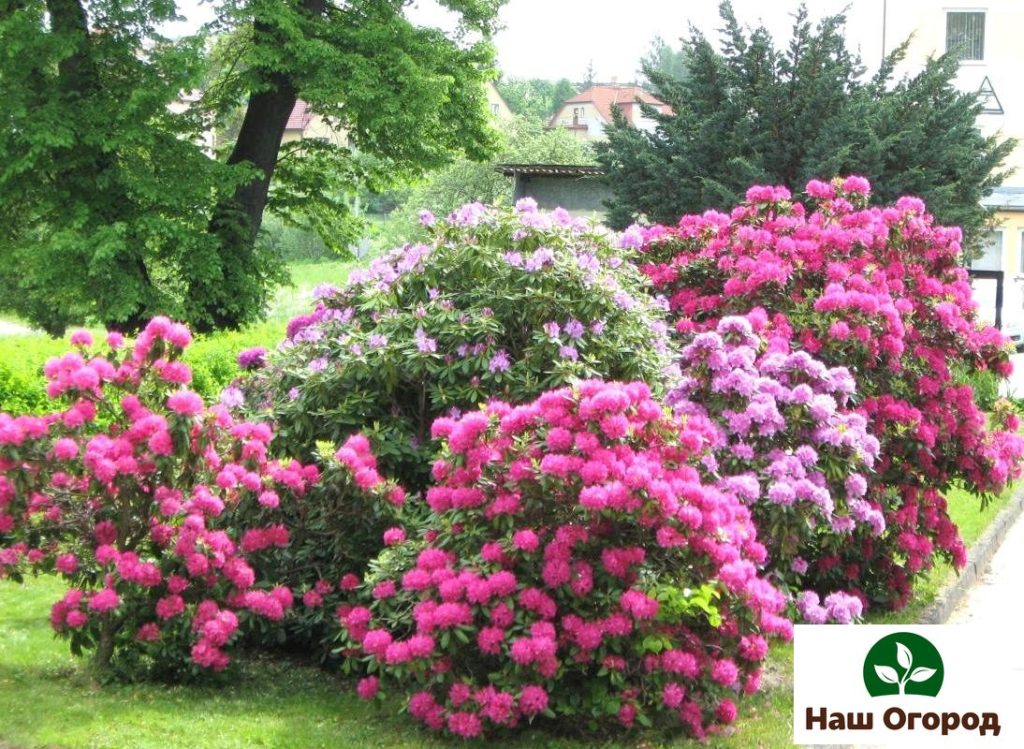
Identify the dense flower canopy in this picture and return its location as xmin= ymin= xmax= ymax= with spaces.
xmin=340 ymin=380 xmax=790 ymax=739
xmin=0 ymin=319 xmax=318 ymax=677
xmin=632 ymin=177 xmax=1024 ymax=607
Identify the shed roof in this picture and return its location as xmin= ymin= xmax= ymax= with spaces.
xmin=497 ymin=163 xmax=606 ymax=177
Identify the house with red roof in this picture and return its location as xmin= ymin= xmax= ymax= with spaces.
xmin=281 ymin=100 xmax=347 ymax=147
xmin=548 ymin=85 xmax=670 ymax=141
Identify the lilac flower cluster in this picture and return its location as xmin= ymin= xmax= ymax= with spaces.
xmin=669 ymin=315 xmax=882 ymax=621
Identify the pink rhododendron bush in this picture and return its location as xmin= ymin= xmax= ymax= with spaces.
xmin=669 ymin=315 xmax=881 ymax=622
xmin=632 ymin=177 xmax=1024 ymax=609
xmin=339 ymin=380 xmax=791 ymax=739
xmin=0 ymin=319 xmax=318 ymax=679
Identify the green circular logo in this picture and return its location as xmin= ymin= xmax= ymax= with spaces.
xmin=863 ymin=632 xmax=944 ymax=697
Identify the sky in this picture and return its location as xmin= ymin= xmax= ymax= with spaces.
xmin=167 ymin=0 xmax=887 ymax=82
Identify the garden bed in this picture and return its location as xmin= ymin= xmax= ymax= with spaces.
xmin=0 ymin=483 xmax=1010 ymax=749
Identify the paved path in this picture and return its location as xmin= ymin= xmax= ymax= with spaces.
xmin=947 ymin=509 xmax=1024 ymax=625
xmin=0 ymin=320 xmax=30 ymax=336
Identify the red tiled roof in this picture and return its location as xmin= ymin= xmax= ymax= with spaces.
xmin=556 ymin=85 xmax=668 ymax=125
xmin=286 ymin=100 xmax=314 ymax=131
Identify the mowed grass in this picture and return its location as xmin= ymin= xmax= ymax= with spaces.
xmin=0 ymin=485 xmax=1013 ymax=749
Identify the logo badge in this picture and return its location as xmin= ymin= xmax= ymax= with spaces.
xmin=863 ymin=631 xmax=944 ymax=697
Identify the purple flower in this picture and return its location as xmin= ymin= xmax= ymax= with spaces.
xmin=488 ymin=350 xmax=510 ymax=373
xmin=613 ymin=291 xmax=636 ymax=310
xmin=590 ymin=320 xmax=605 ymax=336
xmin=564 ymin=319 xmax=585 ymax=340
xmin=619 ymin=224 xmax=644 ymax=249
xmin=219 ymin=387 xmax=244 ymax=408
xmin=237 ymin=347 xmax=268 ymax=370
xmin=419 ymin=209 xmax=435 ymax=226
xmin=559 ymin=345 xmax=578 ymax=361
xmin=288 ymin=387 xmax=300 ymax=401
xmin=368 ymin=334 xmax=388 ymax=349
xmin=312 ymin=283 xmax=339 ymax=300
xmin=414 ymin=327 xmax=437 ymax=354
xmin=308 ymin=357 xmax=329 ymax=372
xmin=790 ymin=557 xmax=809 ymax=575
xmin=450 ymin=202 xmax=487 ymax=227
xmin=515 ymin=197 xmax=538 ymax=213
xmin=543 ymin=321 xmax=560 ymax=338
xmin=524 ymin=248 xmax=555 ymax=272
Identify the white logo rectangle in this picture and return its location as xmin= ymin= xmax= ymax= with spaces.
xmin=793 ymin=624 xmax=1022 ymax=745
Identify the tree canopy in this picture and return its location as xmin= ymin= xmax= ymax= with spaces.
xmin=598 ymin=1 xmax=1015 ymax=248
xmin=0 ymin=0 xmax=504 ymax=334
xmin=494 ymin=77 xmax=577 ymax=121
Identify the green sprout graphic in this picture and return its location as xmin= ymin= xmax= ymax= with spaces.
xmin=873 ymin=641 xmax=938 ymax=695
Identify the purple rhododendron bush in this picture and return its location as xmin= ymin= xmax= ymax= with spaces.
xmin=632 ymin=177 xmax=1024 ymax=610
xmin=338 ymin=380 xmax=791 ymax=739
xmin=240 ymin=200 xmax=674 ymax=493
xmin=0 ymin=319 xmax=318 ymax=679
xmin=669 ymin=315 xmax=882 ymax=622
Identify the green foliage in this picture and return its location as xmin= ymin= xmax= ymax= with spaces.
xmin=953 ymin=362 xmax=1001 ymax=412
xmin=0 ymin=336 xmax=68 ymax=415
xmin=0 ymin=1 xmax=506 ymax=334
xmin=638 ymin=35 xmax=689 ymax=84
xmin=494 ymin=77 xmax=577 ymax=120
xmin=598 ymin=1 xmax=1015 ymax=249
xmin=0 ymin=1 xmax=249 ymax=334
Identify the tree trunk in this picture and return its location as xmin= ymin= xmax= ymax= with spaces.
xmin=46 ymin=0 xmax=153 ymax=332
xmin=94 ymin=618 xmax=118 ymax=671
xmin=200 ymin=0 xmax=325 ymax=331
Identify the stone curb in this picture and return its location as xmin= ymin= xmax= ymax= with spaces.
xmin=918 ymin=483 xmax=1024 ymax=624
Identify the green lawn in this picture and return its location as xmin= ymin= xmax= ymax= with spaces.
xmin=265 ymin=259 xmax=363 ymax=323
xmin=0 ymin=484 xmax=1012 ymax=749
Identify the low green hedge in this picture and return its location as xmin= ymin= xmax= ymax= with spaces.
xmin=0 ymin=323 xmax=282 ymax=414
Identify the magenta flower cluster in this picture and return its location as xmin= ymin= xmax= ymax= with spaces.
xmin=635 ymin=176 xmax=1024 ymax=609
xmin=0 ymin=318 xmax=318 ymax=674
xmin=337 ymin=380 xmax=790 ymax=739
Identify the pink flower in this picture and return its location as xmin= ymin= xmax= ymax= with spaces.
xmin=55 ymin=553 xmax=78 ymax=574
xmin=446 ymin=711 xmax=482 ymax=738
xmin=65 ymin=610 xmax=88 ymax=628
xmin=512 ymin=529 xmax=539 ymax=552
xmin=382 ymin=527 xmax=406 ymax=546
xmin=70 ymin=329 xmax=93 ymax=347
xmin=87 ymin=588 xmax=120 ymax=613
xmin=52 ymin=438 xmax=79 ymax=460
xmin=167 ymin=390 xmax=204 ymax=416
xmin=356 ymin=676 xmax=379 ymax=700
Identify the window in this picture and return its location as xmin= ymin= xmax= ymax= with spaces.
xmin=946 ymin=11 xmax=985 ymax=61
xmin=971 ymin=230 xmax=1003 ymax=271
xmin=490 ymin=103 xmax=500 ymax=115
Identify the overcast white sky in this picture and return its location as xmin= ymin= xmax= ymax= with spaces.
xmin=167 ymin=0 xmax=887 ymax=82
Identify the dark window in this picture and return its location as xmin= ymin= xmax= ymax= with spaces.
xmin=946 ymin=11 xmax=985 ymax=61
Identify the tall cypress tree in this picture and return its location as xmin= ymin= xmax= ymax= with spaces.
xmin=598 ymin=1 xmax=1014 ymax=249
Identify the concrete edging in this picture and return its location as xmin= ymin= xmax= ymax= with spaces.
xmin=918 ymin=484 xmax=1024 ymax=624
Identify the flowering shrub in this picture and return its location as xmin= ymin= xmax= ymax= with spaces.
xmin=339 ymin=381 xmax=791 ymax=739
xmin=633 ymin=177 xmax=1024 ymax=608
xmin=242 ymin=434 xmax=408 ymax=658
xmin=670 ymin=315 xmax=880 ymax=621
xmin=240 ymin=200 xmax=675 ymax=492
xmin=0 ymin=320 xmax=317 ymax=679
